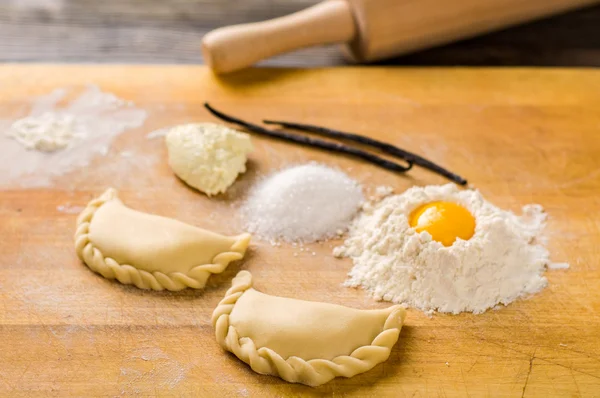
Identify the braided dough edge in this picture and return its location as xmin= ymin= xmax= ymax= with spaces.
xmin=212 ymin=270 xmax=406 ymax=387
xmin=74 ymin=188 xmax=251 ymax=291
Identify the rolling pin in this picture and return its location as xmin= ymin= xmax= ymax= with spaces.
xmin=202 ymin=0 xmax=599 ymax=73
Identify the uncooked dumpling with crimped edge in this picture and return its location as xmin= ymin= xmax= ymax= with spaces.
xmin=74 ymin=188 xmax=251 ymax=291
xmin=165 ymin=123 xmax=253 ymax=196
xmin=212 ymin=270 xmax=406 ymax=387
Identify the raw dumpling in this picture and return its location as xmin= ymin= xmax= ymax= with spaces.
xmin=165 ymin=123 xmax=253 ymax=196
xmin=212 ymin=270 xmax=406 ymax=386
xmin=74 ymin=188 xmax=251 ymax=291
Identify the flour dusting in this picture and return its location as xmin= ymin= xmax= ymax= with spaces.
xmin=0 ymin=85 xmax=147 ymax=188
xmin=146 ymin=127 xmax=169 ymax=140
xmin=120 ymin=347 xmax=190 ymax=393
xmin=57 ymin=204 xmax=85 ymax=214
xmin=548 ymin=262 xmax=570 ymax=270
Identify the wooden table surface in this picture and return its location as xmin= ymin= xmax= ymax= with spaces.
xmin=1 ymin=0 xmax=600 ymax=66
xmin=1 ymin=65 xmax=600 ymax=397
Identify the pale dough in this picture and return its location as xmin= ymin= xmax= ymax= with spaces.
xmin=74 ymin=188 xmax=251 ymax=291
xmin=212 ymin=271 xmax=406 ymax=387
xmin=165 ymin=123 xmax=253 ymax=196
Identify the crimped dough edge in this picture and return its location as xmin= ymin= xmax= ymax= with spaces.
xmin=212 ymin=270 xmax=406 ymax=387
xmin=74 ymin=188 xmax=251 ymax=291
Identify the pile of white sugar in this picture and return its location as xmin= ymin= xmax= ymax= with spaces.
xmin=241 ymin=163 xmax=364 ymax=243
xmin=334 ymin=184 xmax=561 ymax=314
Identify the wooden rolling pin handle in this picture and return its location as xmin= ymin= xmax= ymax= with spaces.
xmin=202 ymin=0 xmax=356 ymax=74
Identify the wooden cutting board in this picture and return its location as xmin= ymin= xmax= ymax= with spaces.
xmin=1 ymin=65 xmax=599 ymax=397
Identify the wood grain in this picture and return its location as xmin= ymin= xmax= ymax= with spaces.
xmin=0 ymin=0 xmax=599 ymax=66
xmin=1 ymin=65 xmax=600 ymax=396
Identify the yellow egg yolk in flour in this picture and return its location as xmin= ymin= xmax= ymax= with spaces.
xmin=409 ymin=201 xmax=476 ymax=247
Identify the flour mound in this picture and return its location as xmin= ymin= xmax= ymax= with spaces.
xmin=334 ymin=184 xmax=554 ymax=314
xmin=7 ymin=112 xmax=84 ymax=152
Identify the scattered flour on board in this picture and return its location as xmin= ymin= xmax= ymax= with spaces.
xmin=146 ymin=127 xmax=170 ymax=140
xmin=548 ymin=262 xmax=570 ymax=270
xmin=0 ymin=85 xmax=147 ymax=188
xmin=334 ymin=184 xmax=567 ymax=314
xmin=119 ymin=347 xmax=190 ymax=393
xmin=57 ymin=204 xmax=85 ymax=214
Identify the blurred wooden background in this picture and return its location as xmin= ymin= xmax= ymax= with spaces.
xmin=1 ymin=0 xmax=600 ymax=66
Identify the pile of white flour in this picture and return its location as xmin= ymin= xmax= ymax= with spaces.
xmin=6 ymin=112 xmax=83 ymax=152
xmin=334 ymin=184 xmax=559 ymax=314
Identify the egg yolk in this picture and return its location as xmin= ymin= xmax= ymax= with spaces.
xmin=409 ymin=201 xmax=475 ymax=247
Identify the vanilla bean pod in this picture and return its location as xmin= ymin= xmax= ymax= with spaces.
xmin=263 ymin=119 xmax=467 ymax=185
xmin=205 ymin=103 xmax=413 ymax=174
